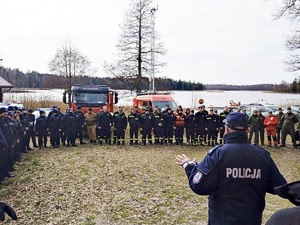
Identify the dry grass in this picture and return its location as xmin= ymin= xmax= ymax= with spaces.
xmin=0 ymin=140 xmax=299 ymax=225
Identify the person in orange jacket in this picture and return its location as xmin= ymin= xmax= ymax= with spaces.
xmin=264 ymin=111 xmax=279 ymax=147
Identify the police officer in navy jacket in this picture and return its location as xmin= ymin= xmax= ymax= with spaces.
xmin=176 ymin=112 xmax=287 ymax=225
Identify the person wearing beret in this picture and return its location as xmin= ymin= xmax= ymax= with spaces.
xmin=266 ymin=181 xmax=300 ymax=225
xmin=176 ymin=112 xmax=287 ymax=225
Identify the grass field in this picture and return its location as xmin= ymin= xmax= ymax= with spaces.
xmin=0 ymin=140 xmax=300 ymax=225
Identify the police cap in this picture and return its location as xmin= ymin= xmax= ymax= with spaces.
xmin=223 ymin=112 xmax=248 ymax=131
xmin=275 ymin=181 xmax=300 ymax=206
xmin=0 ymin=107 xmax=7 ymax=114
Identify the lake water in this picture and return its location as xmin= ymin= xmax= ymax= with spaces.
xmin=4 ymin=89 xmax=300 ymax=109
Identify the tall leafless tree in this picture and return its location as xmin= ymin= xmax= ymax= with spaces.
xmin=103 ymin=0 xmax=166 ymax=93
xmin=48 ymin=41 xmax=91 ymax=107
xmin=275 ymin=0 xmax=300 ymax=72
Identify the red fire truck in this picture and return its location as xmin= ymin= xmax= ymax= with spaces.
xmin=63 ymin=84 xmax=118 ymax=114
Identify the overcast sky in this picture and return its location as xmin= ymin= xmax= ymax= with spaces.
xmin=0 ymin=0 xmax=296 ymax=85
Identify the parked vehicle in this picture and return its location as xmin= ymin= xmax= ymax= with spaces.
xmin=63 ymin=84 xmax=118 ymax=114
xmin=246 ymin=105 xmax=275 ymax=117
xmin=133 ymin=91 xmax=177 ymax=114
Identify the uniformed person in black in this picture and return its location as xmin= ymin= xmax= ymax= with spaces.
xmin=97 ymin=106 xmax=113 ymax=145
xmin=176 ymin=112 xmax=287 ymax=225
xmin=195 ymin=106 xmax=206 ymax=146
xmin=163 ymin=108 xmax=174 ymax=145
xmin=27 ymin=109 xmax=38 ymax=148
xmin=219 ymin=106 xmax=229 ymax=144
xmin=73 ymin=106 xmax=86 ymax=144
xmin=140 ymin=108 xmax=154 ymax=145
xmin=35 ymin=110 xmax=49 ymax=149
xmin=205 ymin=109 xmax=219 ymax=147
xmin=0 ymin=108 xmax=15 ymax=180
xmin=113 ymin=107 xmax=127 ymax=145
xmin=185 ymin=110 xmax=196 ymax=146
xmin=153 ymin=108 xmax=164 ymax=145
xmin=127 ymin=108 xmax=140 ymax=145
xmin=62 ymin=108 xmax=78 ymax=147
xmin=48 ymin=109 xmax=62 ymax=148
xmin=112 ymin=107 xmax=122 ymax=144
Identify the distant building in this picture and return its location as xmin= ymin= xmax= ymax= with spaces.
xmin=0 ymin=76 xmax=13 ymax=102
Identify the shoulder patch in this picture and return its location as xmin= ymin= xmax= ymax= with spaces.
xmin=207 ymin=144 xmax=223 ymax=155
xmin=253 ymin=144 xmax=270 ymax=155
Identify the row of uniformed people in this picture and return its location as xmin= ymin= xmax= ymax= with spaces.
xmin=0 ymin=106 xmax=40 ymax=182
xmin=93 ymin=105 xmax=231 ymax=146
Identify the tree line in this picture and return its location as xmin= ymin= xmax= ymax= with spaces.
xmin=0 ymin=67 xmax=205 ymax=91
xmin=1 ymin=66 xmax=300 ymax=92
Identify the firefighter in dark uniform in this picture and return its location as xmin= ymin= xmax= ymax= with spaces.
xmin=174 ymin=108 xmax=186 ymax=145
xmin=219 ymin=106 xmax=229 ymax=144
xmin=153 ymin=108 xmax=164 ymax=145
xmin=48 ymin=109 xmax=62 ymax=148
xmin=163 ymin=108 xmax=174 ymax=145
xmin=62 ymin=108 xmax=78 ymax=147
xmin=176 ymin=112 xmax=287 ymax=225
xmin=113 ymin=107 xmax=127 ymax=145
xmin=97 ymin=106 xmax=113 ymax=145
xmin=205 ymin=109 xmax=219 ymax=146
xmin=35 ymin=110 xmax=49 ymax=149
xmin=185 ymin=109 xmax=196 ymax=146
xmin=195 ymin=106 xmax=206 ymax=146
xmin=73 ymin=106 xmax=86 ymax=144
xmin=27 ymin=109 xmax=38 ymax=148
xmin=266 ymin=181 xmax=300 ymax=225
xmin=112 ymin=107 xmax=122 ymax=144
xmin=280 ymin=107 xmax=299 ymax=148
xmin=140 ymin=108 xmax=154 ymax=145
xmin=128 ymin=108 xmax=140 ymax=145
xmin=213 ymin=109 xmax=220 ymax=145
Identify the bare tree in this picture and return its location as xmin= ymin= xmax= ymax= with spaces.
xmin=275 ymin=0 xmax=300 ymax=72
xmin=274 ymin=0 xmax=300 ymax=20
xmin=104 ymin=0 xmax=166 ymax=93
xmin=48 ymin=41 xmax=91 ymax=107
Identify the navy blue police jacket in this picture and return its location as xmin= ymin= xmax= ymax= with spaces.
xmin=184 ymin=130 xmax=287 ymax=225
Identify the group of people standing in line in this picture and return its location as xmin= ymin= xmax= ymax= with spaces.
xmin=0 ymin=103 xmax=299 ymax=182
xmin=246 ymin=106 xmax=300 ymax=148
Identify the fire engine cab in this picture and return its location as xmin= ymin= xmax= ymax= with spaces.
xmin=133 ymin=92 xmax=177 ymax=114
xmin=63 ymin=84 xmax=118 ymax=113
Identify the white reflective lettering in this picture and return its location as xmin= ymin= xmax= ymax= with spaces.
xmin=245 ymin=168 xmax=251 ymax=178
xmin=226 ymin=168 xmax=232 ymax=178
xmin=256 ymin=169 xmax=261 ymax=179
xmin=232 ymin=168 xmax=238 ymax=178
xmin=225 ymin=168 xmax=261 ymax=179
